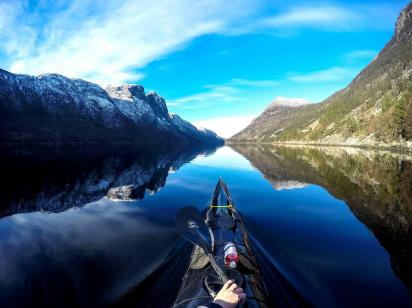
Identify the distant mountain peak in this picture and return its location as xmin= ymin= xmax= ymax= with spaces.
xmin=267 ymin=97 xmax=310 ymax=109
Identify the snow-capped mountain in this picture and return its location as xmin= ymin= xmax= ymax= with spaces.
xmin=230 ymin=96 xmax=310 ymax=140
xmin=264 ymin=97 xmax=310 ymax=110
xmin=0 ymin=69 xmax=223 ymax=144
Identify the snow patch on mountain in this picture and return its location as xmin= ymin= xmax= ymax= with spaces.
xmin=265 ymin=97 xmax=310 ymax=110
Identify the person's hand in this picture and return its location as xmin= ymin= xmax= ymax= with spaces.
xmin=212 ymin=279 xmax=246 ymax=308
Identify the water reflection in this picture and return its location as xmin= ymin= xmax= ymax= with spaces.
xmin=0 ymin=200 xmax=181 ymax=306
xmin=1 ymin=144 xmax=411 ymax=307
xmin=0 ymin=144 xmax=217 ymax=217
xmin=230 ymin=144 xmax=412 ymax=294
xmin=0 ymin=144 xmax=218 ymax=307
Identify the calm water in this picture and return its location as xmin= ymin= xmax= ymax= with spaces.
xmin=0 ymin=144 xmax=411 ymax=307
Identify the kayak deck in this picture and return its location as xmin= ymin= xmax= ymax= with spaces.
xmin=173 ymin=179 xmax=270 ymax=307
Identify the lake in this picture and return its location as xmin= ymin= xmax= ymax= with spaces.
xmin=0 ymin=144 xmax=411 ymax=307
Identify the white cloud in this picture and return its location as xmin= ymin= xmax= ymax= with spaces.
xmin=169 ymin=78 xmax=279 ymax=108
xmin=263 ymin=6 xmax=360 ymax=30
xmin=1 ymin=0 xmax=261 ymax=85
xmin=193 ymin=115 xmax=255 ymax=138
xmin=259 ymin=3 xmax=400 ymax=32
xmin=168 ymin=86 xmax=243 ymax=109
xmin=288 ymin=66 xmax=359 ymax=83
xmin=343 ymin=50 xmax=378 ymax=62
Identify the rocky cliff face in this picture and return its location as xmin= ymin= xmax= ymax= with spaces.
xmin=396 ymin=3 xmax=412 ymax=40
xmin=230 ymin=3 xmax=412 ymax=148
xmin=0 ymin=69 xmax=223 ymax=144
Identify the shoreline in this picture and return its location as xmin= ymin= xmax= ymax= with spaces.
xmin=226 ymin=140 xmax=412 ymax=153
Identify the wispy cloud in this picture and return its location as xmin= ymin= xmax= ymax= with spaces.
xmin=168 ymin=78 xmax=279 ymax=108
xmin=263 ymin=5 xmax=360 ymax=31
xmin=342 ymin=50 xmax=378 ymax=62
xmin=259 ymin=3 xmax=401 ymax=32
xmin=287 ymin=66 xmax=360 ymax=83
xmin=168 ymin=86 xmax=242 ymax=108
xmin=193 ymin=115 xmax=255 ymax=138
xmin=1 ymin=0 xmax=260 ymax=85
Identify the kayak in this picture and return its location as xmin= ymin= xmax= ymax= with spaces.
xmin=173 ymin=179 xmax=271 ymax=307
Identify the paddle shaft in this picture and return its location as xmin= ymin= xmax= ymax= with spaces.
xmin=193 ymin=223 xmax=230 ymax=283
xmin=207 ymin=252 xmax=229 ymax=283
xmin=175 ymin=206 xmax=229 ymax=283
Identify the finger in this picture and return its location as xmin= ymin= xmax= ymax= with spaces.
xmin=222 ymin=279 xmax=233 ymax=291
xmin=228 ymin=283 xmax=238 ymax=291
xmin=238 ymin=292 xmax=246 ymax=303
xmin=234 ymin=288 xmax=244 ymax=294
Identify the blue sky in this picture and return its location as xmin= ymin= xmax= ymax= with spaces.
xmin=0 ymin=0 xmax=409 ymax=137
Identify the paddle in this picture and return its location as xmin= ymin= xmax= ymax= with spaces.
xmin=176 ymin=206 xmax=229 ymax=283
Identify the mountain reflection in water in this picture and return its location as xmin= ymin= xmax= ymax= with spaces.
xmin=231 ymin=144 xmax=412 ymax=296
xmin=0 ymin=144 xmax=217 ymax=218
xmin=0 ymin=144 xmax=411 ymax=307
xmin=0 ymin=144 xmax=217 ymax=307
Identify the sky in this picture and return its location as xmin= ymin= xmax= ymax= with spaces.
xmin=0 ymin=0 xmax=409 ymax=137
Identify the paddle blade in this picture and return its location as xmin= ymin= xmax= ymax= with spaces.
xmin=175 ymin=206 xmax=211 ymax=253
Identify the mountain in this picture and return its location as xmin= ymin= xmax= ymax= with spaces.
xmin=231 ymin=97 xmax=310 ymax=141
xmin=230 ymin=3 xmax=412 ymax=148
xmin=0 ymin=69 xmax=223 ymax=144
